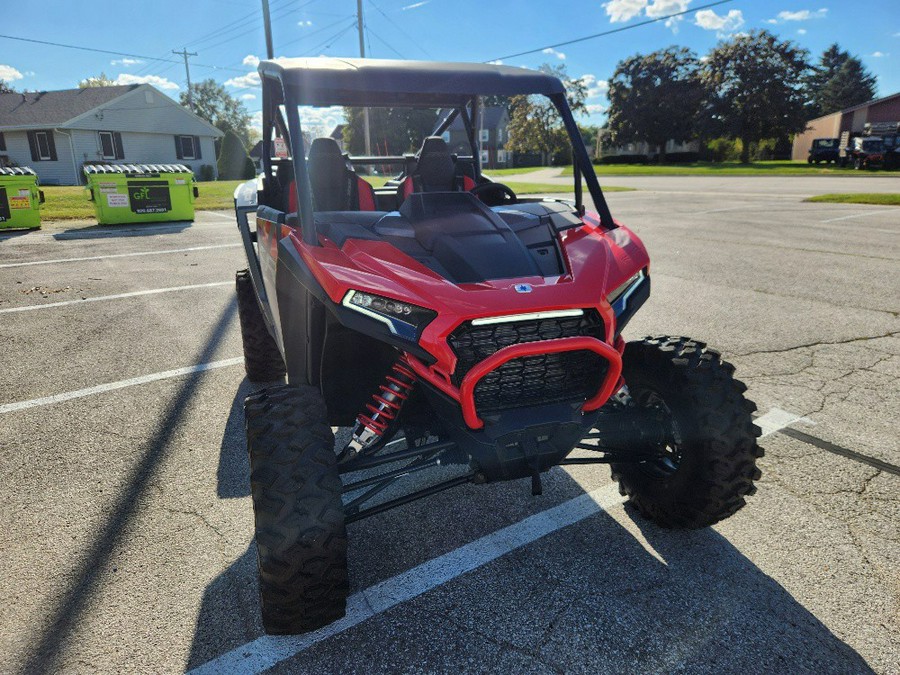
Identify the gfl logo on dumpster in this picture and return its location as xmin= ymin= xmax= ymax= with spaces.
xmin=132 ymin=187 xmax=152 ymax=200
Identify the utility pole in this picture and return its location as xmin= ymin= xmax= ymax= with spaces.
xmin=172 ymin=48 xmax=198 ymax=111
xmin=261 ymin=0 xmax=274 ymax=59
xmin=356 ymin=0 xmax=371 ymax=155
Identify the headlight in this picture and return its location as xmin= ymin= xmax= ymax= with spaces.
xmin=342 ymin=290 xmax=436 ymax=341
xmin=608 ymin=270 xmax=645 ymax=315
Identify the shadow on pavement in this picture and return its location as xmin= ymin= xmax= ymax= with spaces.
xmin=17 ymin=298 xmax=238 ymax=675
xmin=188 ymin=449 xmax=874 ymax=673
xmin=52 ymin=221 xmax=195 ymax=240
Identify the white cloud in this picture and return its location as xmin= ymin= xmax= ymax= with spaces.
xmin=401 ymin=0 xmax=429 ymax=9
xmin=777 ymin=8 xmax=828 ymax=21
xmin=585 ymin=103 xmax=607 ymax=115
xmin=871 ymin=51 xmax=888 ymax=57
xmin=797 ymin=28 xmax=807 ymax=34
xmin=298 ymin=105 xmax=346 ymax=137
xmin=297 ymin=19 xmax=312 ymax=26
xmin=602 ymin=0 xmax=647 ymax=22
xmin=243 ymin=54 xmax=261 ymax=68
xmin=646 ymin=0 xmax=690 ymax=31
xmin=695 ymin=8 xmax=744 ymax=34
xmin=225 ymin=71 xmax=262 ymax=88
xmin=579 ymin=73 xmax=610 ymax=99
xmin=114 ymin=73 xmax=179 ymax=90
xmin=241 ymin=93 xmax=257 ymax=100
xmin=250 ymin=110 xmax=263 ymax=134
xmin=542 ymin=47 xmax=566 ymax=60
xmin=487 ymin=59 xmax=504 ymax=65
xmin=111 ymin=58 xmax=143 ymax=67
xmin=0 ymin=64 xmax=24 ymax=82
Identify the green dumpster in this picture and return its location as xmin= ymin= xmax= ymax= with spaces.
xmin=84 ymin=164 xmax=198 ymax=225
xmin=0 ymin=167 xmax=43 ymax=230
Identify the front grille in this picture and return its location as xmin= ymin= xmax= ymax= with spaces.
xmin=448 ymin=312 xmax=607 ymax=413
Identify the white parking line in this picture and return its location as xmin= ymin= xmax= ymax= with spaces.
xmin=0 ymin=243 xmax=241 ymax=269
xmin=819 ymin=211 xmax=885 ymax=224
xmin=199 ymin=210 xmax=237 ymax=220
xmin=189 ymin=483 xmax=626 ymax=675
xmin=0 ymin=358 xmax=243 ymax=415
xmin=0 ymin=281 xmax=232 ymax=314
xmin=0 ymin=281 xmax=234 ymax=314
xmin=755 ymin=407 xmax=812 ymax=437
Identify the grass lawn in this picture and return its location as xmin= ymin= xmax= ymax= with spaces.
xmin=40 ymin=181 xmax=244 ymax=221
xmin=804 ymin=193 xmax=900 ymax=206
xmin=38 ymin=177 xmax=632 ymax=222
xmin=558 ymin=160 xmax=889 ymax=177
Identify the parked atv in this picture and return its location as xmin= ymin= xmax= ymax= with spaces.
xmin=233 ymin=58 xmax=762 ymax=635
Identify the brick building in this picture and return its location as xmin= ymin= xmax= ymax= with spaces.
xmin=792 ymin=92 xmax=900 ymax=161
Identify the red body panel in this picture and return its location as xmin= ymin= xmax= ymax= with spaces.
xmin=258 ymin=208 xmax=649 ymax=425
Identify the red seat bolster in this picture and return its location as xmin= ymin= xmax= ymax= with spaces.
xmin=356 ymin=176 xmax=376 ymax=211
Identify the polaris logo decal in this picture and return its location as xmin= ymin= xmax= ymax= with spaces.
xmin=514 ymin=284 xmax=533 ymax=293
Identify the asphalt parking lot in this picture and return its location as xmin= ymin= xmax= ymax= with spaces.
xmin=1 ymin=177 xmax=897 ymax=674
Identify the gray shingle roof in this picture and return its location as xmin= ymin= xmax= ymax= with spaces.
xmin=448 ymin=106 xmax=507 ymax=131
xmin=0 ymin=85 xmax=140 ymax=128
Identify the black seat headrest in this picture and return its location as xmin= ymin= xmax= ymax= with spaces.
xmin=307 ymin=137 xmax=350 ymax=211
xmin=415 ymin=136 xmax=455 ymax=192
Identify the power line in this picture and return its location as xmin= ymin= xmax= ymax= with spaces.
xmin=488 ymin=0 xmax=738 ymax=62
xmin=367 ymin=0 xmax=432 ymax=58
xmin=0 ymin=33 xmax=246 ymax=73
xmin=366 ymin=26 xmax=408 ymax=59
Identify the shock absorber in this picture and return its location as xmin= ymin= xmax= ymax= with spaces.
xmin=346 ymin=355 xmax=418 ymax=456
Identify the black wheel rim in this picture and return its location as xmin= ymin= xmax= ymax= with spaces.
xmin=635 ymin=389 xmax=683 ymax=478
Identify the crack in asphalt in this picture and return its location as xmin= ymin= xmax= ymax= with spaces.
xmin=733 ymin=331 xmax=900 ymax=358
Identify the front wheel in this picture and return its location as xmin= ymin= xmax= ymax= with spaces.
xmin=246 ymin=385 xmax=348 ymax=634
xmin=611 ymin=336 xmax=763 ymax=529
xmin=236 ymin=269 xmax=286 ymax=382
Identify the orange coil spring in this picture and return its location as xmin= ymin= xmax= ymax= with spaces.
xmin=356 ymin=357 xmax=418 ymax=436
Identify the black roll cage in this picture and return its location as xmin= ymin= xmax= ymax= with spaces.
xmin=259 ymin=66 xmax=615 ymax=248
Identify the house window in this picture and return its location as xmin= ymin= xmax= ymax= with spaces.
xmin=479 ymin=129 xmax=489 ymax=143
xmin=35 ymin=132 xmax=52 ymax=160
xmin=177 ymin=135 xmax=197 ymax=160
xmin=497 ymin=150 xmax=506 ymax=163
xmin=99 ymin=132 xmax=116 ymax=159
xmin=26 ymin=130 xmax=57 ymax=162
xmin=480 ymin=150 xmax=489 ymax=165
xmin=0 ymin=132 xmax=5 ymax=152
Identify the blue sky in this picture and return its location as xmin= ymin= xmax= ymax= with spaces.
xmin=1 ymin=0 xmax=897 ymax=134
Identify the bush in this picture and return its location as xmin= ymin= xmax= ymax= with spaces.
xmin=243 ymin=157 xmax=257 ymax=179
xmin=598 ymin=154 xmax=650 ymax=164
xmin=704 ymin=137 xmax=742 ymax=162
xmin=198 ymin=164 xmax=215 ymax=182
xmin=217 ymin=130 xmax=252 ymax=180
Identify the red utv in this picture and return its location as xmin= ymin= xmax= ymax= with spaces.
xmin=232 ymin=58 xmax=762 ymax=634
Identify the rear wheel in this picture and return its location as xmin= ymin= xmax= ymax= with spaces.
xmin=246 ymin=385 xmax=348 ymax=634
xmin=236 ymin=268 xmax=286 ymax=382
xmin=611 ymin=336 xmax=763 ymax=529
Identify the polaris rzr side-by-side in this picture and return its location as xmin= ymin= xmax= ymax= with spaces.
xmin=232 ymin=58 xmax=762 ymax=634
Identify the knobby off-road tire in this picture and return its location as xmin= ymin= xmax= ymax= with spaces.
xmin=245 ymin=385 xmax=348 ymax=634
xmin=236 ymin=269 xmax=286 ymax=382
xmin=611 ymin=336 xmax=763 ymax=529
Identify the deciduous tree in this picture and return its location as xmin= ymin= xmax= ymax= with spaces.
xmin=701 ymin=30 xmax=810 ymax=163
xmin=79 ymin=72 xmax=116 ymax=88
xmin=181 ymin=79 xmax=251 ymax=145
xmin=607 ymin=47 xmax=704 ymax=162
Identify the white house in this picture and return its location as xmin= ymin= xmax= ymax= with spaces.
xmin=0 ymin=84 xmax=224 ymax=185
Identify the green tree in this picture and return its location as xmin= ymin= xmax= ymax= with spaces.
xmin=506 ymin=63 xmax=587 ymax=165
xmin=79 ymin=72 xmax=116 ymax=88
xmin=806 ymin=44 xmax=876 ymax=116
xmin=181 ymin=79 xmax=251 ymax=144
xmin=701 ymin=30 xmax=811 ymax=164
xmin=217 ymin=129 xmax=252 ymax=180
xmin=607 ymin=47 xmax=704 ymax=162
xmin=343 ymin=107 xmax=439 ymax=155
xmin=0 ymin=80 xmax=16 ymax=94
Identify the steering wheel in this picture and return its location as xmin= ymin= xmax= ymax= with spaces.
xmin=470 ymin=181 xmax=517 ymax=206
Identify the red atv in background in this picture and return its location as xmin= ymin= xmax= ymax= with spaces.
xmin=232 ymin=58 xmax=763 ymax=635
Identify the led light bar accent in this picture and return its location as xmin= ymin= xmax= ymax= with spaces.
xmin=471 ymin=309 xmax=584 ymax=326
xmin=341 ymin=290 xmax=433 ymax=342
xmin=609 ymin=270 xmax=646 ymax=316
